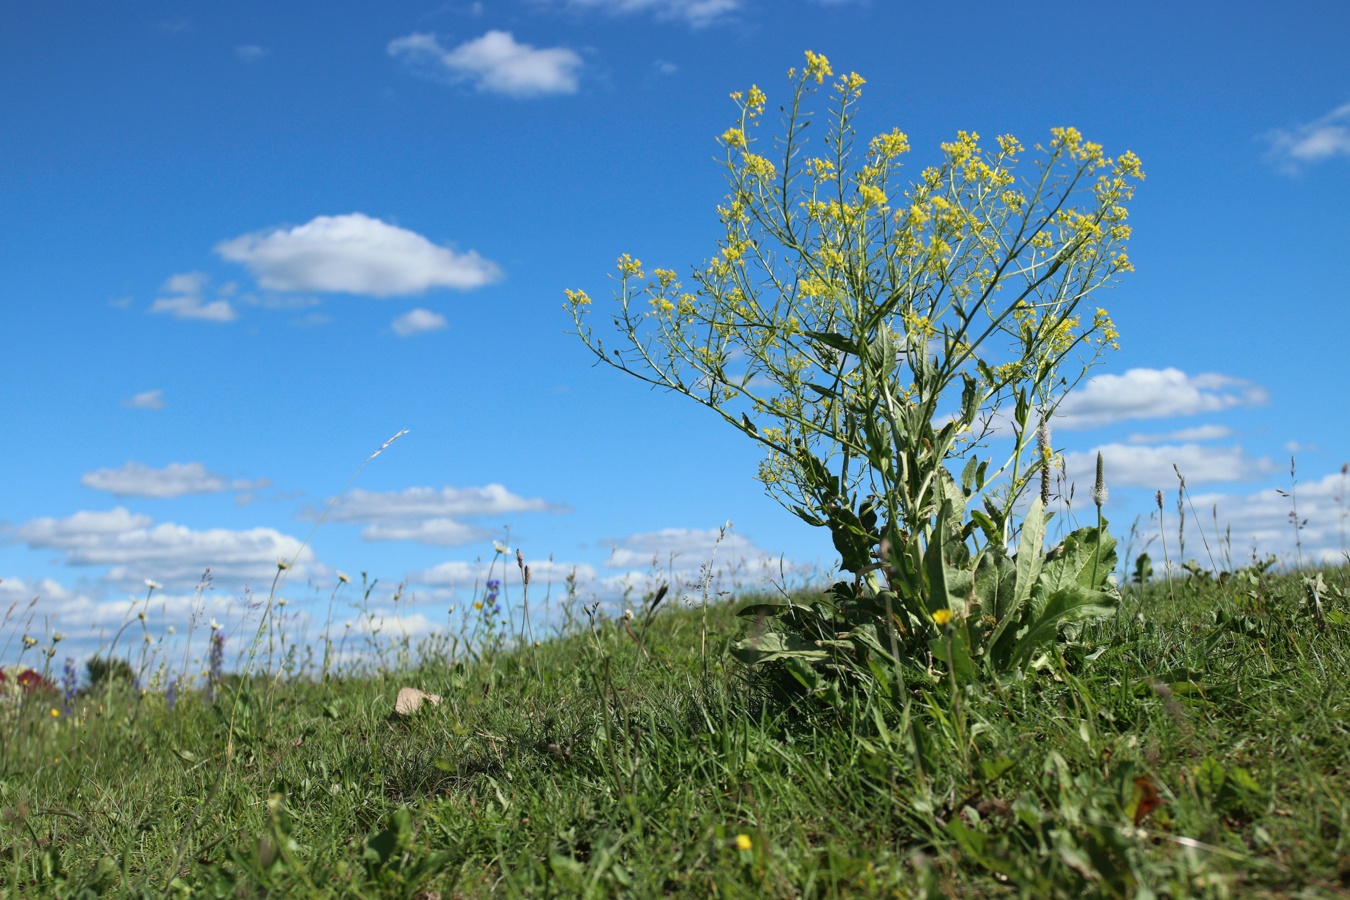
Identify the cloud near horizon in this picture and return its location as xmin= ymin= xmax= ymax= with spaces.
xmin=216 ymin=213 xmax=500 ymax=297
xmin=388 ymin=31 xmax=583 ymax=98
xmin=1063 ymin=442 xmax=1277 ymax=491
xmin=325 ymin=484 xmax=569 ymax=547
xmin=1055 ymin=368 xmax=1268 ymax=431
xmin=12 ymin=507 xmax=314 ymax=590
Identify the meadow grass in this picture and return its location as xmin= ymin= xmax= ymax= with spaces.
xmin=2 ymin=560 xmax=1349 ymax=898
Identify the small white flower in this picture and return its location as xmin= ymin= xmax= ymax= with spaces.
xmin=143 ymin=634 xmax=153 ymax=644
xmin=277 ymin=598 xmax=288 ymax=607
xmin=166 ymin=625 xmax=176 ymax=635
xmin=622 ymin=609 xmax=634 ymax=622
xmin=337 ymin=571 xmax=351 ymax=584
xmin=209 ymin=618 xmax=223 ymax=631
xmin=276 ymin=559 xmax=290 ymax=571
xmin=493 ymin=540 xmax=510 ymax=555
xmin=51 ymin=632 xmax=65 ymax=643
xmin=145 ymin=579 xmax=162 ymax=590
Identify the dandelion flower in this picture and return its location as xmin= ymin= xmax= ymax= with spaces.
xmin=735 ymin=834 xmax=753 ymax=851
xmin=932 ymin=609 xmax=954 ymax=627
xmin=50 ymin=708 xmax=60 ymax=718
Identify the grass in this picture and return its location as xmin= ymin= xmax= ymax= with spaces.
xmin=2 ymin=560 xmax=1350 ymax=897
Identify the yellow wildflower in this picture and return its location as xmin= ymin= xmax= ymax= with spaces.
xmin=735 ymin=834 xmax=753 ymax=851
xmin=564 ymin=288 xmax=591 ymax=307
xmin=721 ymin=127 xmax=746 ymax=150
xmin=804 ymin=50 xmax=832 ymax=83
xmin=616 ymin=254 xmax=644 ymax=278
xmin=932 ymin=609 xmax=954 ymax=627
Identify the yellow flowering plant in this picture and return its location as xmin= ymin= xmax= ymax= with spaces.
xmin=568 ymin=52 xmax=1135 ymax=691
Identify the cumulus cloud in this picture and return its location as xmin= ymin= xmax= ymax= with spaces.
xmin=13 ymin=508 xmax=314 ymax=589
xmin=330 ymin=485 xmax=566 ymax=523
xmin=1266 ymin=102 xmax=1350 ymax=173
xmin=1126 ymin=424 xmax=1234 ymax=445
xmin=216 ymin=213 xmax=500 ymax=296
xmin=391 ymin=308 xmax=447 ymax=336
xmin=537 ymin=0 xmax=740 ymax=26
xmin=1063 ymin=442 xmax=1277 ymax=490
xmin=324 ymin=484 xmax=568 ymax=546
xmin=359 ymin=519 xmax=494 ymax=547
xmin=81 ymin=462 xmax=229 ymax=499
xmin=148 ymin=272 xmax=237 ymax=322
xmin=387 ymin=31 xmax=582 ymax=98
xmin=1190 ymin=468 xmax=1350 ymax=565
xmin=414 ymin=558 xmax=597 ymax=588
xmin=122 ymin=389 xmax=165 ymax=410
xmin=1055 ymin=368 xmax=1267 ymax=431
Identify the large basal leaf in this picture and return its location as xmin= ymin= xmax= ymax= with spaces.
xmin=1007 ymin=585 xmax=1117 ymax=668
xmin=1039 ymin=523 xmax=1118 ymax=594
xmin=984 ymin=497 xmax=1046 ymax=653
xmin=730 ymin=630 xmax=831 ymax=666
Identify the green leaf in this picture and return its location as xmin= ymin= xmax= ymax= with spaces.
xmin=736 ymin=603 xmax=789 ymax=619
xmin=923 ymin=494 xmax=954 ymax=615
xmin=804 ymin=330 xmax=857 ymax=356
xmin=960 ymin=455 xmax=980 ymax=495
xmin=729 ymin=631 xmax=831 ymax=665
xmin=1040 ymin=523 xmax=1118 ymax=594
xmin=1007 ymin=585 xmax=1116 ymax=667
xmin=984 ymin=497 xmax=1045 ymax=655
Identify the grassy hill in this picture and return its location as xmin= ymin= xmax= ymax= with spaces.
xmin=2 ymin=564 xmax=1349 ymax=897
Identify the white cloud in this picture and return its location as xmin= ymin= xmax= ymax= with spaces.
xmin=122 ymin=389 xmax=165 ymax=410
xmin=324 ymin=484 xmax=568 ymax=546
xmin=1188 ymin=468 xmax=1350 ymax=565
xmin=329 ymin=485 xmax=566 ymax=523
xmin=1266 ymin=102 xmax=1350 ymax=173
xmin=148 ymin=271 xmax=237 ymax=322
xmin=414 ymin=558 xmax=597 ymax=588
xmin=82 ymin=462 xmax=230 ymax=499
xmin=601 ymin=525 xmax=760 ymax=570
xmin=235 ymin=44 xmax=266 ymax=62
xmin=538 ymin=0 xmax=740 ymax=26
xmin=1055 ymin=368 xmax=1267 ymax=431
xmin=13 ymin=508 xmax=314 ymax=589
xmin=391 ymin=308 xmax=447 ymax=336
xmin=216 ymin=213 xmax=500 ymax=296
xmin=1126 ymin=424 xmax=1233 ymax=445
xmin=387 ymin=31 xmax=582 ymax=98
xmin=1063 ymin=442 xmax=1277 ymax=490
xmin=359 ymin=519 xmax=494 ymax=547
xmin=653 ymin=60 xmax=678 ymax=75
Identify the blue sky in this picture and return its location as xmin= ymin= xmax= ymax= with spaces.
xmin=3 ymin=0 xmax=1349 ymax=665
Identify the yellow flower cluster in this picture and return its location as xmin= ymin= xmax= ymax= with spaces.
xmin=804 ymin=50 xmax=832 ymax=84
xmin=869 ymin=128 xmax=910 ymax=161
xmin=616 ymin=254 xmax=644 ymax=278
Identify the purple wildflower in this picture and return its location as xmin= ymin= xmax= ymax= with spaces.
xmin=61 ymin=658 xmax=78 ymax=715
